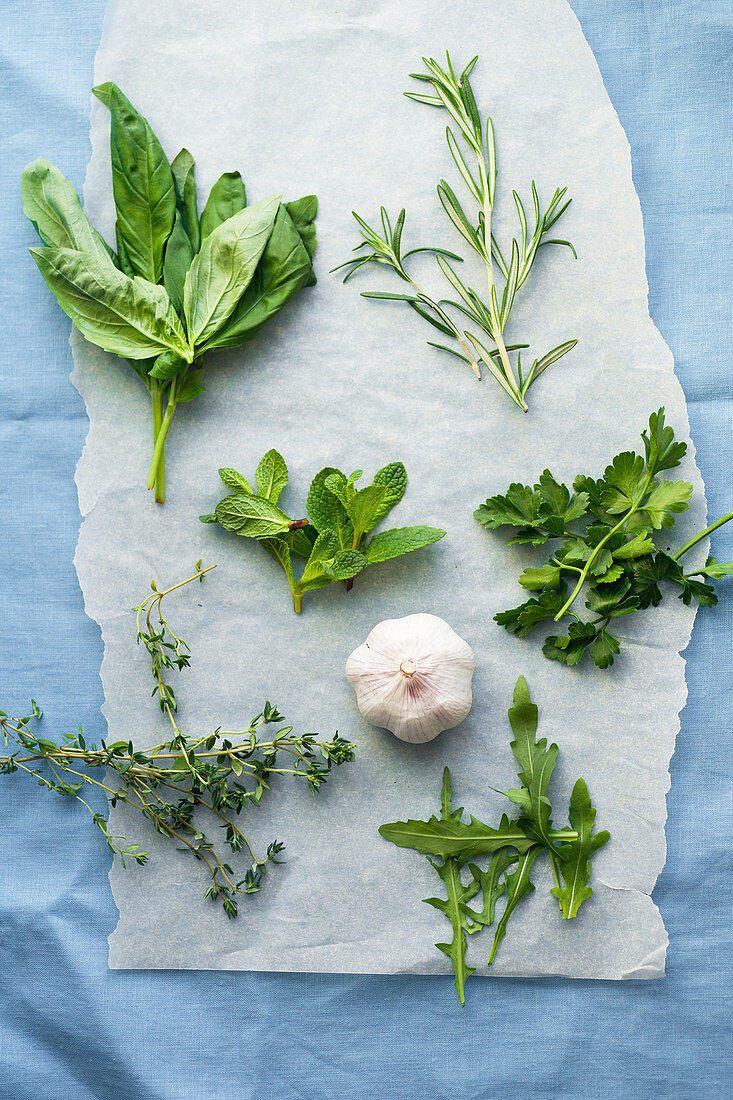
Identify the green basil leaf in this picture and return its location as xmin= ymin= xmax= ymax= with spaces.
xmin=285 ymin=193 xmax=318 ymax=267
xmin=21 ymin=159 xmax=116 ymax=264
xmin=93 ymin=82 xmax=176 ymax=283
xmin=30 ymin=246 xmax=190 ymax=360
xmin=148 ymin=349 xmax=188 ymax=381
xmin=214 ymin=492 xmax=291 ymax=539
xmin=162 ymin=210 xmax=194 ymax=317
xmin=199 ymin=171 xmax=246 ymax=239
xmin=199 ymin=204 xmax=316 ymax=352
xmin=170 ymin=148 xmax=200 ymax=252
xmin=175 ymin=368 xmax=206 ymax=403
xmin=183 ymin=194 xmax=280 ymax=346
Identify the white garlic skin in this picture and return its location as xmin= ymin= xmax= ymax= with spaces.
xmin=345 ymin=613 xmax=475 ymax=744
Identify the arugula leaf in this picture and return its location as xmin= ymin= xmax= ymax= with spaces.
xmin=183 ymin=194 xmax=280 ymax=345
xmin=506 ymin=676 xmax=558 ymax=850
xmin=21 ymin=159 xmax=116 ymax=264
xmin=487 ymin=846 xmax=540 ymax=965
xmin=378 ymin=812 xmax=536 ymax=860
xmin=423 ymin=770 xmax=477 ymax=1005
xmin=551 ymin=778 xmax=610 ymax=918
xmin=199 ymin=171 xmax=246 ymax=239
xmin=93 ymin=82 xmax=176 ymax=284
xmin=29 ymin=246 xmax=190 ymax=360
xmin=255 ymin=449 xmax=288 ymax=504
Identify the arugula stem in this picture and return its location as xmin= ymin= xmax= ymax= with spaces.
xmin=147 ymin=377 xmax=179 ymax=500
xmin=671 ymin=511 xmax=733 ymax=561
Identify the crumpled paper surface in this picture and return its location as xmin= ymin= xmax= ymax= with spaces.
xmin=72 ymin=0 xmax=706 ymax=976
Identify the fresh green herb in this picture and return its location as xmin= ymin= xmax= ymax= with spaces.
xmin=476 ymin=408 xmax=733 ymax=668
xmin=201 ymin=452 xmax=445 ymax=612
xmin=379 ymin=676 xmax=608 ymax=1003
xmin=22 ymin=84 xmax=318 ymax=502
xmin=334 ymin=53 xmax=577 ymax=411
xmin=0 ymin=564 xmax=354 ymax=918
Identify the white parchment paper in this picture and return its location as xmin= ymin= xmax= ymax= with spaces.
xmin=73 ymin=0 xmax=706 ymax=976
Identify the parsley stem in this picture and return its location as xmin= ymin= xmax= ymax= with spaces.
xmin=671 ymin=511 xmax=733 ymax=560
xmin=553 ymin=477 xmax=653 ymax=621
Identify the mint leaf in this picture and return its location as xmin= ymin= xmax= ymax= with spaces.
xmin=255 ymin=449 xmax=288 ymax=504
xmin=306 ymin=467 xmax=354 ymax=549
xmin=365 ymin=525 xmax=445 ymax=564
xmin=345 ymin=483 xmax=388 ymax=534
xmin=371 ymin=461 xmax=408 ymax=523
xmin=214 ymin=493 xmax=291 ymax=539
xmin=218 ymin=467 xmax=253 ymax=494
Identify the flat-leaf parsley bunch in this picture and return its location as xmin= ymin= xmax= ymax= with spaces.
xmin=0 ymin=564 xmax=354 ymax=917
xmin=476 ymin=409 xmax=733 ymax=668
xmin=23 ymin=84 xmax=317 ymax=502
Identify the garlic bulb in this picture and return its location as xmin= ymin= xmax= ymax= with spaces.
xmin=345 ymin=614 xmax=474 ymax=743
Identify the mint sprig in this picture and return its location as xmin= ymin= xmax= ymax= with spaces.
xmin=476 ymin=409 xmax=733 ymax=669
xmin=380 ymin=677 xmax=608 ymax=1003
xmin=202 ymin=453 xmax=445 ymax=612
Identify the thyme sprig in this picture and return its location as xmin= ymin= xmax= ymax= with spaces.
xmin=335 ymin=53 xmax=577 ymax=411
xmin=0 ymin=564 xmax=354 ymax=917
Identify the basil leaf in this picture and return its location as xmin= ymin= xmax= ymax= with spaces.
xmin=200 ymin=204 xmax=316 ymax=351
xmin=183 ymin=194 xmax=280 ymax=346
xmin=162 ymin=210 xmax=194 ymax=317
xmin=199 ymin=171 xmax=246 ymax=239
xmin=29 ymin=246 xmax=190 ymax=360
xmin=285 ymin=193 xmax=318 ymax=264
xmin=93 ymin=82 xmax=176 ymax=284
xmin=170 ymin=148 xmax=200 ymax=252
xmin=148 ymin=349 xmax=189 ymax=381
xmin=21 ymin=159 xmax=116 ymax=264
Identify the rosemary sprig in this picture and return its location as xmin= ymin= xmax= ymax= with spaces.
xmin=334 ymin=52 xmax=577 ymax=411
xmin=0 ymin=563 xmax=354 ymax=917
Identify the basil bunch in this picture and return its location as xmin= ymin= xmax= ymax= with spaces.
xmin=22 ymin=83 xmax=318 ymax=502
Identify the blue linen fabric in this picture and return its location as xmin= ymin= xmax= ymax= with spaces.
xmin=0 ymin=1 xmax=730 ymax=1096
